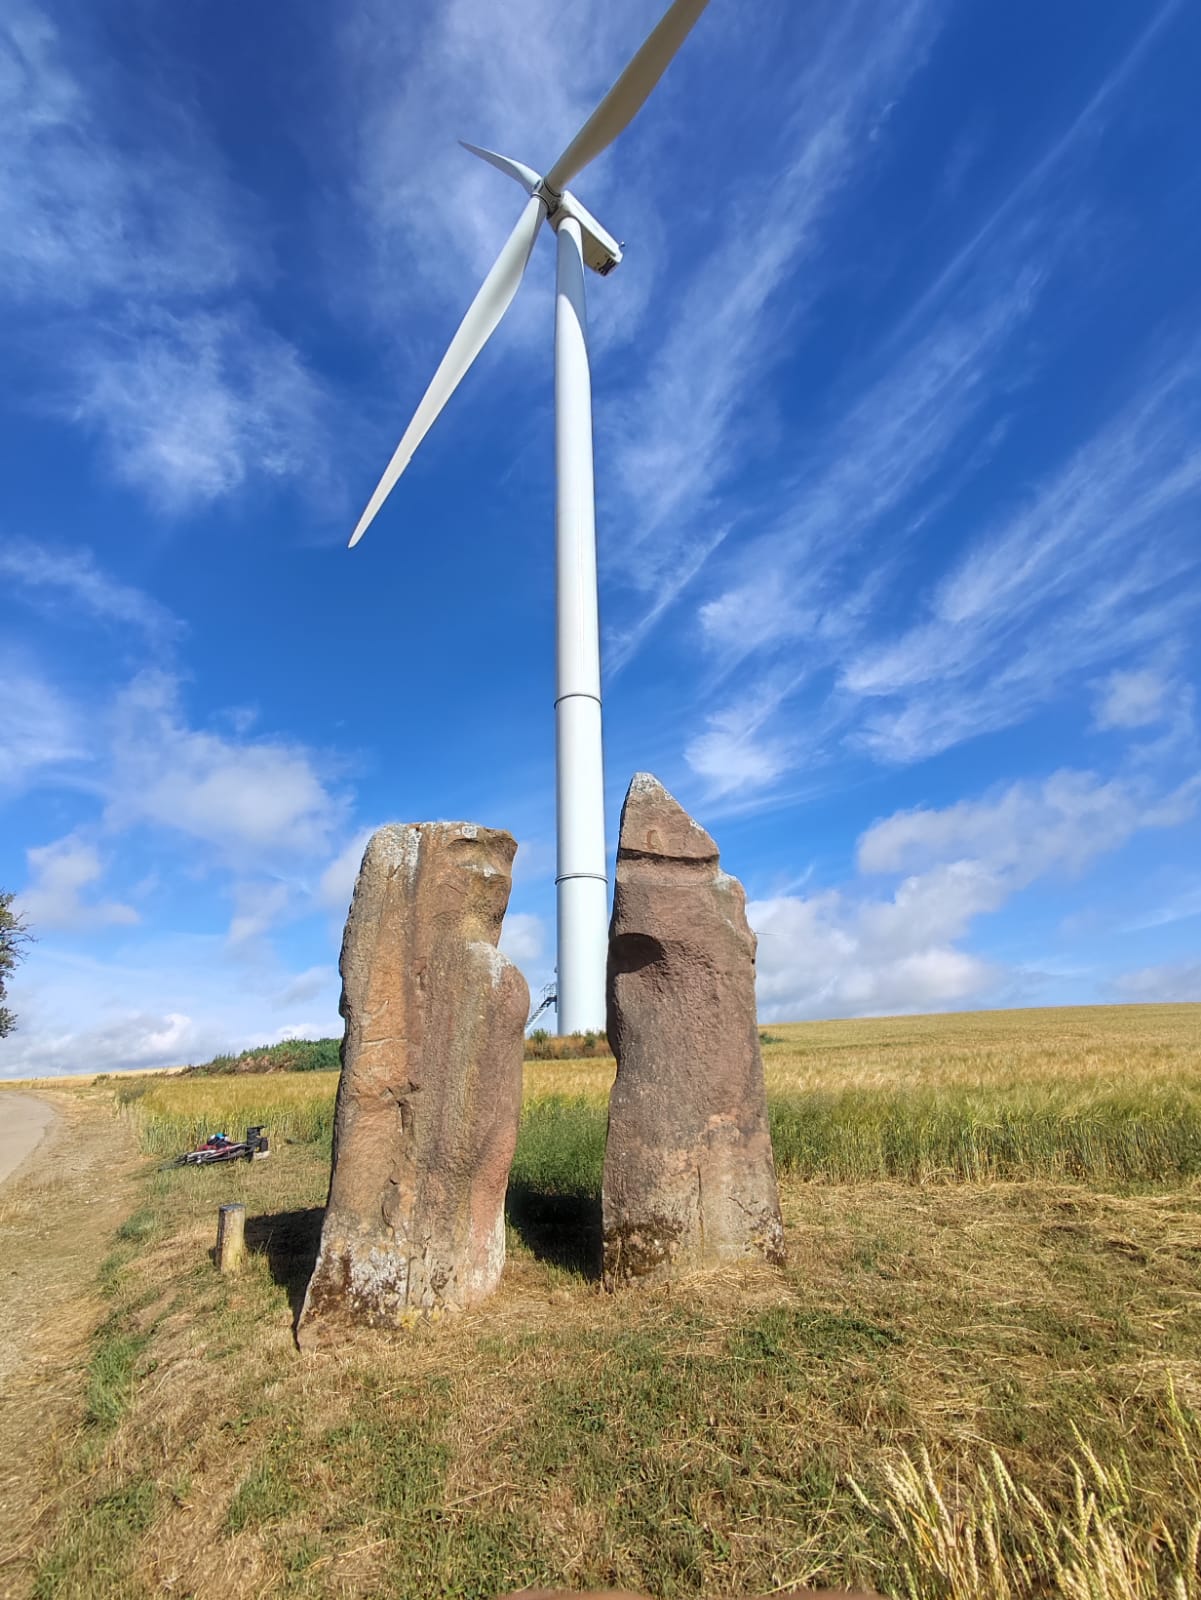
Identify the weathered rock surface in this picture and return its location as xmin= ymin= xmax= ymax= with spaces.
xmin=602 ymin=773 xmax=785 ymax=1288
xmin=297 ymin=822 xmax=528 ymax=1345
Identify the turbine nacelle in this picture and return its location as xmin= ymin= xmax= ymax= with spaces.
xmin=461 ymin=141 xmax=623 ymax=276
xmin=547 ymin=188 xmax=623 ymax=276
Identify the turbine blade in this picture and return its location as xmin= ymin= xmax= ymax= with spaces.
xmin=544 ymin=0 xmax=711 ymax=193
xmin=349 ymin=194 xmax=546 ymax=549
xmin=459 ymin=141 xmax=540 ymax=194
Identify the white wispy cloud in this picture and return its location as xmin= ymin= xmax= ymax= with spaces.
xmin=857 ymin=770 xmax=1148 ymax=880
xmin=684 ymin=675 xmax=802 ymax=798
xmin=602 ymin=0 xmax=942 ymax=633
xmin=880 ymin=0 xmax=1185 ymax=351
xmin=847 ymin=357 xmax=1201 ymax=763
xmin=336 ymin=0 xmax=663 ymax=344
xmin=318 ymin=828 xmax=376 ymax=914
xmin=681 ymin=306 xmax=1200 ymax=792
xmin=0 ymin=538 xmax=181 ymax=647
xmin=226 ymin=881 xmax=294 ymax=948
xmin=1120 ymin=878 xmax=1201 ymax=933
xmin=1093 ymin=666 xmax=1175 ymax=731
xmin=1 ymin=0 xmax=328 ymax=513
xmin=274 ymin=967 xmax=338 ymax=1009
xmin=0 ymin=0 xmax=251 ymax=305
xmin=1111 ymin=959 xmax=1201 ymax=1004
xmin=644 ymin=4 xmax=1199 ymax=800
xmin=73 ymin=311 xmax=330 ymax=512
xmin=0 ymin=661 xmax=86 ymax=792
xmin=675 ymin=251 xmax=1045 ymax=795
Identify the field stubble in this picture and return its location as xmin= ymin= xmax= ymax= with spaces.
xmin=18 ymin=1004 xmax=1201 ymax=1599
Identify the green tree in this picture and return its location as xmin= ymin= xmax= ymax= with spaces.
xmin=0 ymin=892 xmax=30 ymax=1038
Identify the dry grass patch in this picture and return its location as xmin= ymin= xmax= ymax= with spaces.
xmin=23 ymin=1005 xmax=1201 ymax=1598
xmin=30 ymin=1146 xmax=1201 ymax=1598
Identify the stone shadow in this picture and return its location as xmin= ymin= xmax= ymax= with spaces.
xmin=505 ymin=1182 xmax=601 ymax=1281
xmin=245 ymin=1207 xmax=324 ymax=1322
xmin=245 ymin=1192 xmax=601 ymax=1310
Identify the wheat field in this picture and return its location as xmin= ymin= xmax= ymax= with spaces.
xmin=118 ymin=1003 xmax=1201 ymax=1186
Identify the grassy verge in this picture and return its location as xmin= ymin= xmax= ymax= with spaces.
xmin=33 ymin=1139 xmax=1201 ymax=1598
xmin=32 ymin=1006 xmax=1201 ymax=1597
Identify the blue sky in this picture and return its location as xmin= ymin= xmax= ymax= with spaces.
xmin=3 ymin=0 xmax=1200 ymax=1076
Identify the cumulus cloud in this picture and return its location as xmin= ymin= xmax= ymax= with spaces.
xmin=1 ymin=940 xmax=343 ymax=1077
xmin=857 ymin=770 xmax=1145 ymax=880
xmin=104 ymin=673 xmax=348 ymax=866
xmin=750 ymin=766 xmax=1199 ymax=1021
xmin=18 ymin=833 xmax=138 ymax=931
xmin=2 ymin=1003 xmax=199 ymax=1078
xmin=750 ymin=887 xmax=995 ymax=1021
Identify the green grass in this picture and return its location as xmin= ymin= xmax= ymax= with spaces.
xmin=33 ymin=1476 xmax=158 ymax=1600
xmin=84 ymin=1320 xmax=150 ymax=1431
xmin=509 ymin=1095 xmax=607 ymax=1194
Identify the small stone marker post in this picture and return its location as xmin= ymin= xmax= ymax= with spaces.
xmin=297 ymin=822 xmax=528 ymax=1346
xmin=602 ymin=773 xmax=785 ymax=1287
xmin=216 ymin=1203 xmax=246 ymax=1274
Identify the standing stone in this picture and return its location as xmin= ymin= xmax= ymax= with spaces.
xmin=297 ymin=822 xmax=528 ymax=1346
xmin=602 ymin=774 xmax=785 ymax=1288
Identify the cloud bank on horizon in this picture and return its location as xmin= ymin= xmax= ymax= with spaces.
xmin=2 ymin=0 xmax=1199 ymax=1075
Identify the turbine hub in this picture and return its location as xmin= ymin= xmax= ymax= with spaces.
xmin=460 ymin=140 xmax=623 ymax=276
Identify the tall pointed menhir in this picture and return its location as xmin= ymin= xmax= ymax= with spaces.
xmin=348 ymin=0 xmax=713 ymax=1034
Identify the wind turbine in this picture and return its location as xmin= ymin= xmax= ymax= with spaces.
xmin=349 ymin=0 xmax=712 ymax=1034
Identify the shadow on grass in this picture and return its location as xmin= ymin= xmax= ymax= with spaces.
xmin=505 ymin=1182 xmax=601 ymax=1281
xmin=245 ymin=1207 xmax=324 ymax=1321
xmin=243 ymin=1186 xmax=602 ymax=1313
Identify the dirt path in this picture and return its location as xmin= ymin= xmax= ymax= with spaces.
xmin=0 ymin=1088 xmax=139 ymax=1599
xmin=0 ymin=1095 xmax=57 ymax=1188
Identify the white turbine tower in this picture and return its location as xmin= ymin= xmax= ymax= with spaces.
xmin=349 ymin=0 xmax=711 ymax=1034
